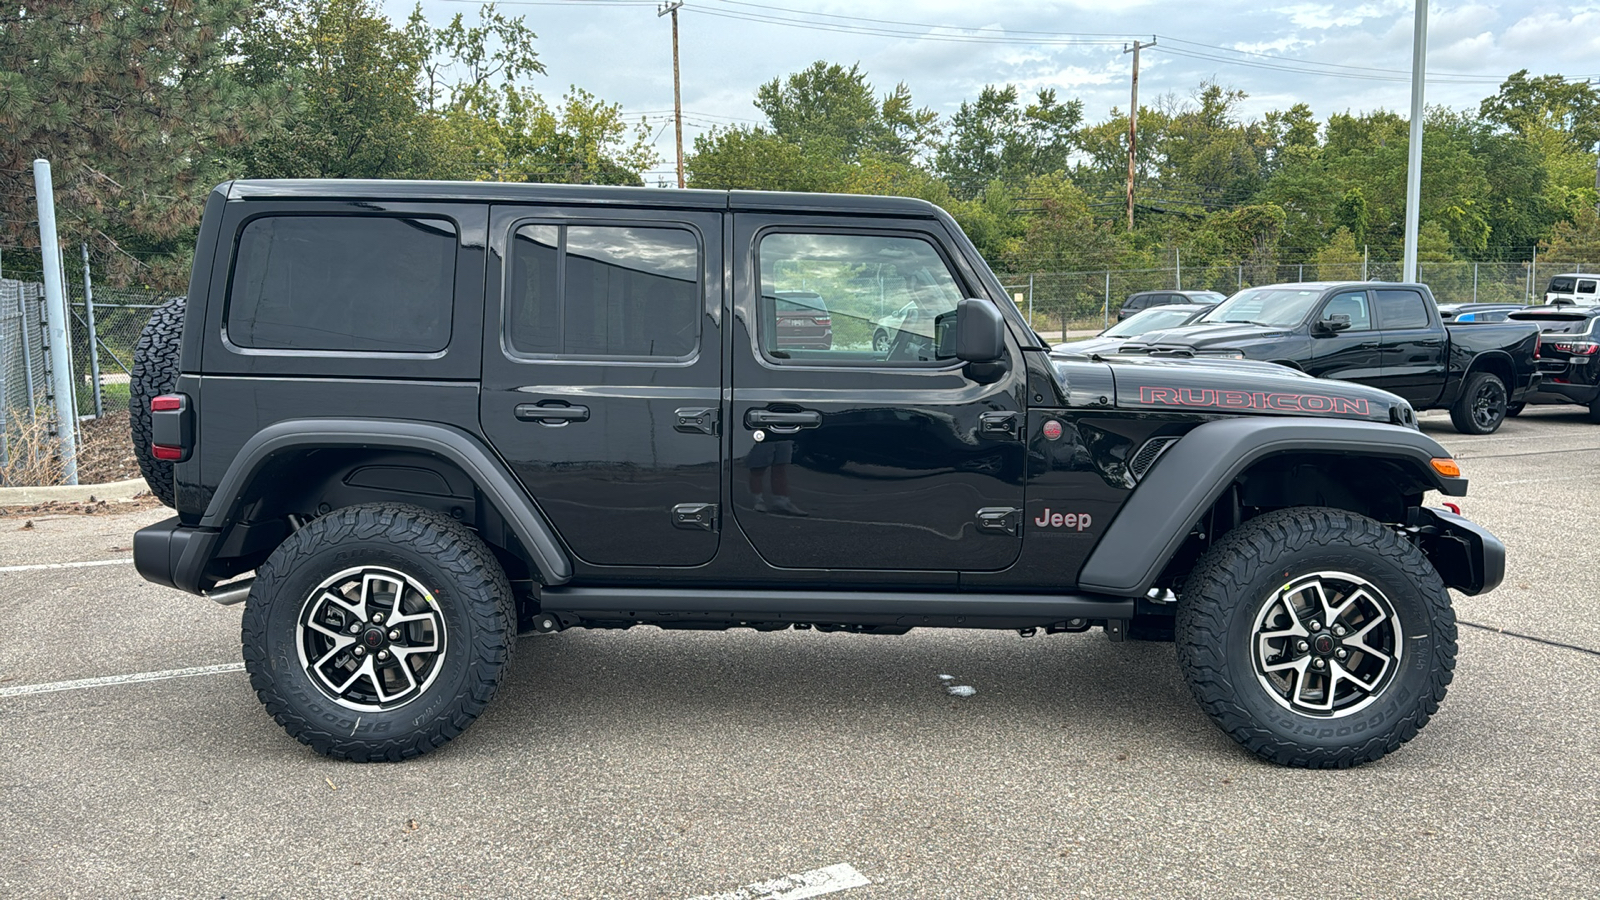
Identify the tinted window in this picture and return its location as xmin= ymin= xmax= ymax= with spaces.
xmin=507 ymin=223 xmax=700 ymax=359
xmin=1375 ymin=289 xmax=1430 ymax=330
xmin=1549 ymin=277 xmax=1576 ymax=292
xmin=758 ymin=232 xmax=964 ymax=365
xmin=1320 ymin=291 xmax=1373 ymax=331
xmin=228 ymin=216 xmax=456 ymax=352
xmin=1580 ymin=280 xmax=1597 ymax=294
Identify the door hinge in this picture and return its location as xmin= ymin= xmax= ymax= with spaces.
xmin=674 ymin=407 xmax=719 ymax=436
xmin=672 ymin=502 xmax=718 ymax=531
xmin=976 ymin=507 xmax=1021 ymax=536
xmin=979 ymin=411 xmax=1021 ymax=439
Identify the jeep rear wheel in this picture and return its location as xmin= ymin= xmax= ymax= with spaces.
xmin=241 ymin=504 xmax=514 ymax=761
xmin=128 ymin=296 xmax=186 ymax=507
xmin=1448 ymin=370 xmax=1507 ymax=435
xmin=1175 ymin=507 xmax=1456 ymax=768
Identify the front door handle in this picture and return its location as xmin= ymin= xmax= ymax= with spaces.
xmin=745 ymin=409 xmax=822 ymax=430
xmin=516 ymin=402 xmax=590 ymax=424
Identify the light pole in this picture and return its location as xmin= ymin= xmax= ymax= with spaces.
xmin=658 ymin=1 xmax=685 ymax=188
xmin=1402 ymin=0 xmax=1427 ymax=283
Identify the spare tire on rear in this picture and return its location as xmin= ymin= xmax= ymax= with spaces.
xmin=129 ymin=296 xmax=186 ymax=508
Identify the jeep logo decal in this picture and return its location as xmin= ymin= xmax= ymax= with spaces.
xmin=1035 ymin=508 xmax=1092 ymax=531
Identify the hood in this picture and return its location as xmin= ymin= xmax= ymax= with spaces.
xmin=1119 ymin=321 xmax=1295 ymax=351
xmin=1047 ymin=351 xmax=1416 ymax=428
xmin=1054 ymin=335 xmax=1133 ymax=356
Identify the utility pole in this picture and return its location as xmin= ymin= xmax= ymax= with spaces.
xmin=658 ymin=1 xmax=686 ymax=188
xmin=1401 ymin=0 xmax=1427 ymax=283
xmin=1123 ymin=38 xmax=1155 ymax=232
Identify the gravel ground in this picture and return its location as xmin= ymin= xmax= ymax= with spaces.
xmin=0 ymin=407 xmax=1596 ymax=899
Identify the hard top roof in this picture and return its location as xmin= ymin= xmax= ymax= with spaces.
xmin=220 ymin=179 xmax=943 ymax=217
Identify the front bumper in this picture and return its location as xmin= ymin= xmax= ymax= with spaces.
xmin=1410 ymin=506 xmax=1505 ymax=596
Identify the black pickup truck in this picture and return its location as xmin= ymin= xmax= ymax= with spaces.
xmin=1109 ymin=282 xmax=1540 ymax=434
xmin=128 ymin=183 xmax=1502 ymax=769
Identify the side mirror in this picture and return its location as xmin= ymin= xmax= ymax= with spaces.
xmin=937 ymin=298 xmax=1005 ymax=363
xmin=1314 ymin=314 xmax=1351 ymax=334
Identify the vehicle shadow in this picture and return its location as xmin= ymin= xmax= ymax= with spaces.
xmin=466 ymin=627 xmax=1232 ymax=763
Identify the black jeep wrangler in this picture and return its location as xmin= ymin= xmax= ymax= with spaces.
xmin=130 ymin=180 xmax=1503 ymax=768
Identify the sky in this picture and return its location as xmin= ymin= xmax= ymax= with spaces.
xmin=382 ymin=0 xmax=1600 ymax=184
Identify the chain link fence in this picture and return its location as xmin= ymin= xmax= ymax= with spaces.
xmin=998 ymin=258 xmax=1583 ymax=334
xmin=1 ymin=279 xmax=52 ymax=478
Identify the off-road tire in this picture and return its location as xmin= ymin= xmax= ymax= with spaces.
xmin=128 ymin=295 xmax=186 ymax=507
xmin=1448 ymin=370 xmax=1507 ymax=435
xmin=1505 ymin=402 xmax=1525 ymax=417
xmin=1175 ymin=506 xmax=1456 ymax=768
xmin=241 ymin=503 xmax=515 ymax=761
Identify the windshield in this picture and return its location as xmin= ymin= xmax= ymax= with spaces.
xmin=1202 ymin=288 xmax=1323 ymax=328
xmin=1103 ymin=306 xmax=1203 ymax=337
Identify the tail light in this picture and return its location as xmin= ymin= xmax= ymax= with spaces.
xmin=1551 ymin=340 xmax=1599 ymax=355
xmin=814 ymin=316 xmax=831 ymax=326
xmin=150 ymin=393 xmax=193 ymax=462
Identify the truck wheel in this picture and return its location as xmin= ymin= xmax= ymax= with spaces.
xmin=128 ymin=295 xmax=186 ymax=507
xmin=1448 ymin=371 xmax=1507 ymax=434
xmin=1175 ymin=507 xmax=1456 ymax=768
xmin=873 ymin=329 xmax=891 ymax=352
xmin=241 ymin=503 xmax=514 ymax=761
xmin=1505 ymin=402 xmax=1525 ymax=417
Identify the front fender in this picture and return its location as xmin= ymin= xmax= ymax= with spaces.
xmin=1075 ymin=417 xmax=1466 ymax=596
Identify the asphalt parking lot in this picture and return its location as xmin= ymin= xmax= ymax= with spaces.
xmin=2 ymin=408 xmax=1598 ymax=899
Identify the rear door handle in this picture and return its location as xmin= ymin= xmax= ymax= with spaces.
xmin=745 ymin=409 xmax=822 ymax=430
xmin=516 ymin=402 xmax=590 ymax=424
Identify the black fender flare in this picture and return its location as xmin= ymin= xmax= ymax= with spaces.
xmin=198 ymin=418 xmax=572 ymax=585
xmin=1075 ymin=417 xmax=1466 ymax=596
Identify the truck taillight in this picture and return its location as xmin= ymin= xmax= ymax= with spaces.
xmin=1552 ymin=341 xmax=1599 ymax=355
xmin=814 ymin=316 xmax=831 ymax=326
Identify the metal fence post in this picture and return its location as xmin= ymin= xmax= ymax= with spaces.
xmin=1472 ymin=262 xmax=1478 ymax=303
xmin=34 ymin=159 xmax=78 ymax=484
xmin=81 ymin=244 xmax=103 ymax=418
xmin=1298 ymin=263 xmax=1304 ymax=282
xmin=1175 ymin=248 xmax=1182 ymax=290
xmin=1027 ymin=273 xmax=1034 ymax=327
xmin=1104 ymin=270 xmax=1111 ymax=328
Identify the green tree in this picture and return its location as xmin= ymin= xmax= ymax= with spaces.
xmin=0 ymin=0 xmax=278 ymax=287
xmin=934 ymin=85 xmax=1082 ymax=200
xmin=755 ymin=61 xmax=937 ymax=165
xmin=443 ymin=85 xmax=656 ymax=185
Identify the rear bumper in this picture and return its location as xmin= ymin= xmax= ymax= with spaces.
xmin=133 ymin=516 xmax=221 ymax=595
xmin=1412 ymin=506 xmax=1505 ymax=596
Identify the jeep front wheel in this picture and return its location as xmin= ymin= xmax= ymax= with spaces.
xmin=1176 ymin=507 xmax=1456 ymax=768
xmin=241 ymin=504 xmax=514 ymax=761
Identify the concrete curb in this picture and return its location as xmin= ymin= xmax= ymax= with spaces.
xmin=0 ymin=478 xmax=149 ymax=507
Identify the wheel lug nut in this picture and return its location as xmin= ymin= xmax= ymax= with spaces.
xmin=388 ymin=629 xmax=400 ymax=641
xmin=372 ymin=613 xmax=384 ymax=623
xmin=1336 ymin=648 xmax=1348 ymax=659
xmin=353 ymin=646 xmax=366 ymax=657
xmin=348 ymin=623 xmax=360 ymax=634
xmin=1296 ymin=640 xmax=1309 ymax=652
xmin=1332 ymin=625 xmax=1346 ymax=637
xmin=1309 ymin=620 xmax=1322 ymax=631
xmin=1312 ymin=658 xmax=1325 ymax=669
xmin=376 ymin=650 xmax=388 ymax=661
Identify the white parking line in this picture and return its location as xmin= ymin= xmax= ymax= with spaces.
xmin=0 ymin=662 xmax=244 ymax=698
xmin=687 ymin=864 xmax=871 ymax=900
xmin=0 ymin=558 xmax=136 ymax=574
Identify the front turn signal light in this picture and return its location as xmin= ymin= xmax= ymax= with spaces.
xmin=1430 ymin=458 xmax=1461 ymax=478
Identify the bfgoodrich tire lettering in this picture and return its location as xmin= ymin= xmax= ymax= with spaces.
xmin=1175 ymin=506 xmax=1456 ymax=768
xmin=241 ymin=503 xmax=514 ymax=761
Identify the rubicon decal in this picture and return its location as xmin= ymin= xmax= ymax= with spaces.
xmin=1035 ymin=509 xmax=1092 ymax=531
xmin=1138 ymin=386 xmax=1370 ymax=416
